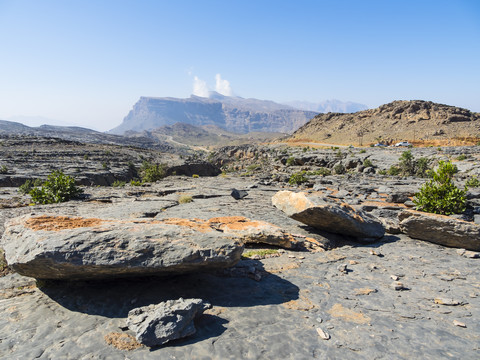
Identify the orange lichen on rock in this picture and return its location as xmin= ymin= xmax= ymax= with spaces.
xmin=25 ymin=215 xmax=104 ymax=231
xmin=161 ymin=218 xmax=213 ymax=233
xmin=104 ymin=332 xmax=142 ymax=351
xmin=328 ymin=303 xmax=371 ymax=324
xmin=208 ymin=216 xmax=249 ymax=224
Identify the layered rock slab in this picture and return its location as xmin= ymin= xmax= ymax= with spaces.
xmin=2 ymin=214 xmax=244 ymax=280
xmin=2 ymin=214 xmax=309 ymax=280
xmin=272 ymin=191 xmax=385 ymax=240
xmin=126 ymin=298 xmax=211 ymax=347
xmin=399 ymin=210 xmax=480 ymax=251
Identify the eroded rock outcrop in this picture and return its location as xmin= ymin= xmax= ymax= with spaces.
xmin=1 ymin=214 xmax=311 ymax=279
xmin=399 ymin=210 xmax=480 ymax=251
xmin=2 ymin=215 xmax=244 ymax=280
xmin=272 ymin=191 xmax=385 ymax=241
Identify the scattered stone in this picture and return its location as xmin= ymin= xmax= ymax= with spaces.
xmin=399 ymin=210 xmax=480 ymax=251
xmin=272 ymin=191 xmax=385 ymax=240
xmin=316 ymin=317 xmax=323 ymax=323
xmin=457 ymin=249 xmax=480 ymax=258
xmin=337 ymin=264 xmax=348 ymax=274
xmin=453 ymin=320 xmax=467 ymax=328
xmin=231 ymin=188 xmax=248 ymax=200
xmin=390 ymin=275 xmax=400 ymax=281
xmin=434 ymin=298 xmax=464 ymax=306
xmin=391 ymin=281 xmax=407 ymax=291
xmin=354 ymin=288 xmax=377 ymax=296
xmin=126 ymin=298 xmax=211 ymax=347
xmin=316 ymin=327 xmax=330 ymax=340
xmin=369 ymin=249 xmax=384 ymax=257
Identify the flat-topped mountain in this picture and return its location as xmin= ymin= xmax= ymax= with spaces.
xmin=290 ymin=100 xmax=480 ymax=145
xmin=111 ymin=92 xmax=319 ymax=134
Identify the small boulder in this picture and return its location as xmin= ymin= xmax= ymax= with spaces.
xmin=231 ymin=189 xmax=248 ymax=200
xmin=399 ymin=210 xmax=480 ymax=251
xmin=272 ymin=191 xmax=385 ymax=240
xmin=126 ymin=298 xmax=211 ymax=347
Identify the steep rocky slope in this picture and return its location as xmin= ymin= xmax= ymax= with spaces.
xmin=111 ymin=92 xmax=318 ymax=134
xmin=290 ymin=100 xmax=480 ymax=145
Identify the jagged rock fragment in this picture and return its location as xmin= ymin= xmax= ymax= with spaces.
xmin=126 ymin=298 xmax=211 ymax=347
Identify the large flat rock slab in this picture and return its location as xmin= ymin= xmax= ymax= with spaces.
xmin=399 ymin=210 xmax=480 ymax=250
xmin=2 ymin=214 xmax=244 ymax=280
xmin=272 ymin=191 xmax=385 ymax=240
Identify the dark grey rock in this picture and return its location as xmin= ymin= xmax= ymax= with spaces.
xmin=231 ymin=188 xmax=248 ymax=200
xmin=126 ymin=298 xmax=211 ymax=347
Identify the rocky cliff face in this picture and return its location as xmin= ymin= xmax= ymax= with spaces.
xmin=111 ymin=93 xmax=318 ymax=134
xmin=291 ymin=100 xmax=480 ymax=145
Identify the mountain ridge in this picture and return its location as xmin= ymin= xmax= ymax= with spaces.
xmin=290 ymin=100 xmax=480 ymax=145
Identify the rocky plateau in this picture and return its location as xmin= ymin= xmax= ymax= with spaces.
xmin=0 ymin=134 xmax=479 ymax=359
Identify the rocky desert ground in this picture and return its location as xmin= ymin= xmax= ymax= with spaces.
xmin=0 ymin=138 xmax=479 ymax=359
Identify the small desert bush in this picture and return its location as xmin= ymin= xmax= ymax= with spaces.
xmin=456 ymin=154 xmax=467 ymax=161
xmin=112 ymin=180 xmax=126 ymax=187
xmin=29 ymin=171 xmax=82 ymax=204
xmin=413 ymin=161 xmax=466 ymax=215
xmin=178 ymin=195 xmax=193 ymax=204
xmin=363 ymin=159 xmax=373 ymax=168
xmin=192 ymin=174 xmax=199 ymax=178
xmin=286 ymin=157 xmax=295 ymax=166
xmin=306 ymin=167 xmax=331 ymax=176
xmin=140 ymin=161 xmax=166 ymax=182
xmin=466 ymin=176 xmax=480 ymax=188
xmin=333 ymin=163 xmax=345 ymax=175
xmin=130 ymin=179 xmax=142 ymax=186
xmin=0 ymin=165 xmax=8 ymax=174
xmin=289 ymin=172 xmax=308 ymax=185
xmin=19 ymin=178 xmax=43 ymax=195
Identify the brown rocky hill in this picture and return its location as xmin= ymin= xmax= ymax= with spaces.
xmin=290 ymin=100 xmax=480 ymax=145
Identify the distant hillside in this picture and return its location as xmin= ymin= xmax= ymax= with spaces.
xmin=283 ymin=99 xmax=368 ymax=113
xmin=290 ymin=100 xmax=480 ymax=145
xmin=0 ymin=120 xmax=173 ymax=151
xmin=126 ymin=122 xmax=285 ymax=148
xmin=110 ymin=92 xmax=318 ymax=135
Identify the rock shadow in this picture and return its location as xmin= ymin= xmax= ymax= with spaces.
xmin=39 ymin=261 xmax=299 ymax=319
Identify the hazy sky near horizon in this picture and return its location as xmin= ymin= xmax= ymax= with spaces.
xmin=0 ymin=0 xmax=479 ymax=131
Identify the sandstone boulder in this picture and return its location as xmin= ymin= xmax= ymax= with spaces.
xmin=399 ymin=210 xmax=480 ymax=251
xmin=126 ymin=298 xmax=211 ymax=347
xmin=2 ymin=214 xmax=244 ymax=280
xmin=272 ymin=191 xmax=385 ymax=240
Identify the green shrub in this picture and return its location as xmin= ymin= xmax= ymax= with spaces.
xmin=359 ymin=149 xmax=366 ymax=154
xmin=387 ymin=165 xmax=400 ymax=176
xmin=415 ymin=157 xmax=431 ymax=177
xmin=112 ymin=180 xmax=126 ymax=187
xmin=307 ymin=167 xmax=331 ymax=176
xmin=0 ymin=165 xmax=8 ymax=174
xmin=192 ymin=174 xmax=200 ymax=178
xmin=130 ymin=179 xmax=142 ymax=186
xmin=456 ymin=154 xmax=467 ymax=161
xmin=289 ymin=172 xmax=308 ymax=185
xmin=333 ymin=163 xmax=345 ymax=175
xmin=377 ymin=169 xmax=387 ymax=175
xmin=466 ymin=176 xmax=480 ymax=188
xmin=19 ymin=178 xmax=43 ymax=194
xmin=413 ymin=161 xmax=466 ymax=215
xmin=29 ymin=171 xmax=82 ymax=204
xmin=140 ymin=161 xmax=166 ymax=182
xmin=398 ymin=150 xmax=415 ymax=176
xmin=246 ymin=164 xmax=260 ymax=172
xmin=286 ymin=157 xmax=295 ymax=166
xmin=363 ymin=159 xmax=373 ymax=168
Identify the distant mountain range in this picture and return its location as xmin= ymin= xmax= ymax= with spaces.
xmin=110 ymin=92 xmax=321 ymax=135
xmin=283 ymin=99 xmax=368 ymax=113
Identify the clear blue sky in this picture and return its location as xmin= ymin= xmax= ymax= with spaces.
xmin=0 ymin=0 xmax=479 ymax=131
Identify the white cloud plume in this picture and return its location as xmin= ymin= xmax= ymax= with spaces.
xmin=215 ymin=74 xmax=233 ymax=96
xmin=192 ymin=76 xmax=209 ymax=97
